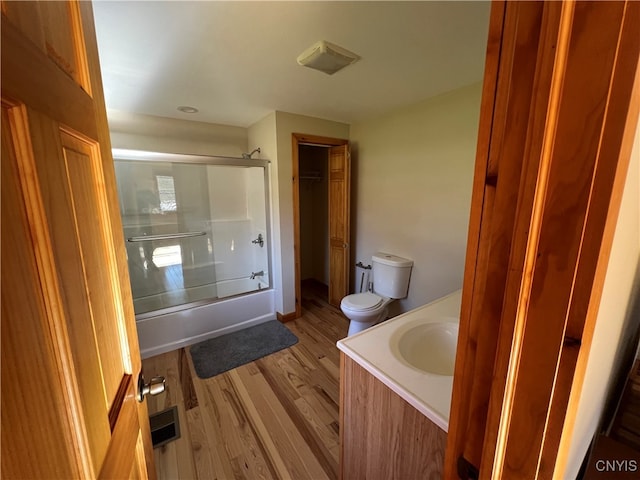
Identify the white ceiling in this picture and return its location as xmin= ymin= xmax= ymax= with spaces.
xmin=93 ymin=1 xmax=490 ymax=128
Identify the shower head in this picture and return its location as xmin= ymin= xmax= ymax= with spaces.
xmin=242 ymin=148 xmax=261 ymax=159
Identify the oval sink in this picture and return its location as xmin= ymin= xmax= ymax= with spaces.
xmin=393 ymin=321 xmax=459 ymax=375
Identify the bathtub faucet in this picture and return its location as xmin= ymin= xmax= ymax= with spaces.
xmin=250 ymin=270 xmax=264 ymax=280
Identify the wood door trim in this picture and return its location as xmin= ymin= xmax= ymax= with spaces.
xmin=488 ymin=3 xmax=639 ymax=478
xmin=276 ymin=311 xmax=297 ymax=323
xmin=546 ymin=1 xmax=640 ymax=474
xmin=292 ymin=133 xmax=349 ymax=318
xmin=293 ymin=133 xmax=349 ymax=147
xmin=444 ymin=2 xmax=507 ymax=476
xmin=445 ymin=1 xmax=640 ymax=478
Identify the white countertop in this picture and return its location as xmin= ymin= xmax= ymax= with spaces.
xmin=336 ymin=290 xmax=462 ymax=432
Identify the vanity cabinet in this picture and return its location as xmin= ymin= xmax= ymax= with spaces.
xmin=339 ymin=353 xmax=447 ymax=480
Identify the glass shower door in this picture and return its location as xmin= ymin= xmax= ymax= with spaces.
xmin=113 ymin=152 xmax=270 ymax=315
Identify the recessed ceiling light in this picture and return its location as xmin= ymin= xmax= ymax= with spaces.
xmin=177 ymin=105 xmax=198 ymax=113
xmin=297 ymin=40 xmax=360 ymax=75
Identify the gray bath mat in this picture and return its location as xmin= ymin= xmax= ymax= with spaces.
xmin=190 ymin=320 xmax=298 ymax=379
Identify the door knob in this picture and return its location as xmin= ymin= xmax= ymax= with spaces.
xmin=137 ymin=373 xmax=166 ymax=402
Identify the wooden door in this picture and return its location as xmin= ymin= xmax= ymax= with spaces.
xmin=328 ymin=144 xmax=351 ymax=307
xmin=1 ymin=1 xmax=156 ymax=478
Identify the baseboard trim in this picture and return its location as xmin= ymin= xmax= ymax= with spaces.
xmin=277 ymin=311 xmax=298 ymax=323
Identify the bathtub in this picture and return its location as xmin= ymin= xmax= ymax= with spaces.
xmin=136 ymin=281 xmax=275 ymax=358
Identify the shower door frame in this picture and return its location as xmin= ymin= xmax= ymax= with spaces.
xmin=112 ymin=149 xmax=273 ymax=319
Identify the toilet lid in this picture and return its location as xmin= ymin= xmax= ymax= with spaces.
xmin=342 ymin=292 xmax=383 ymax=311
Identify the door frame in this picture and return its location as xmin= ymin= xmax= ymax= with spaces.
xmin=292 ymin=133 xmax=349 ymax=318
xmin=445 ymin=1 xmax=640 ymax=478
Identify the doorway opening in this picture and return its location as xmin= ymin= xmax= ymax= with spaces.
xmin=292 ymin=134 xmax=350 ymax=318
xmin=299 ymin=144 xmax=330 ymax=303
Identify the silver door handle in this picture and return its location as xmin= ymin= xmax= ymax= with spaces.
xmin=137 ymin=373 xmax=166 ymax=402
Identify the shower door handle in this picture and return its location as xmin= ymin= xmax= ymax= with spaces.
xmin=127 ymin=231 xmax=206 ymax=242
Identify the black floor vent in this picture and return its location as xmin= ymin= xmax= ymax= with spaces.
xmin=150 ymin=405 xmax=180 ymax=448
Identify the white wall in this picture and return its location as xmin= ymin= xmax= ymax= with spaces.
xmin=108 ymin=109 xmax=247 ymax=156
xmin=564 ymin=121 xmax=640 ymax=479
xmin=207 ymin=166 xmax=266 ymax=284
xmin=246 ymin=167 xmax=269 ymax=282
xmin=350 ymin=82 xmax=482 ymax=314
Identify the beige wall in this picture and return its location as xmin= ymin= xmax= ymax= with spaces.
xmin=565 ymin=120 xmax=640 ymax=479
xmin=108 ymin=110 xmax=247 ymax=156
xmin=350 ymin=82 xmax=482 ymax=314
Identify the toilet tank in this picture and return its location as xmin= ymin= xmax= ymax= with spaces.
xmin=371 ymin=252 xmax=413 ymax=299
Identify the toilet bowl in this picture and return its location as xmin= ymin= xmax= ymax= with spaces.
xmin=340 ymin=252 xmax=413 ymax=336
xmin=340 ymin=292 xmax=391 ymax=336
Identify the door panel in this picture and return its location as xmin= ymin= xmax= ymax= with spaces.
xmin=60 ymin=130 xmax=128 ymax=405
xmin=1 ymin=1 xmax=154 ymax=477
xmin=1 ymin=104 xmax=85 ymax=480
xmin=3 ymin=0 xmax=90 ymax=89
xmin=98 ymin=375 xmax=145 ymax=479
xmin=328 ymin=144 xmax=350 ymax=307
xmin=24 ymin=106 xmax=113 ymax=472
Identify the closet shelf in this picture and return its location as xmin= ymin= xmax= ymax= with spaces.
xmin=299 ymin=171 xmax=323 ymax=181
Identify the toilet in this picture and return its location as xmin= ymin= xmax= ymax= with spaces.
xmin=341 ymin=252 xmax=413 ymax=336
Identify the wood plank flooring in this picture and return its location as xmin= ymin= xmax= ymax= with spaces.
xmin=142 ymin=281 xmax=349 ymax=479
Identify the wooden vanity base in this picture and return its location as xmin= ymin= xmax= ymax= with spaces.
xmin=340 ymin=353 xmax=447 ymax=480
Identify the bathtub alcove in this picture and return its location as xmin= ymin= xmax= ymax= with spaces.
xmin=113 ymin=149 xmax=275 ymax=358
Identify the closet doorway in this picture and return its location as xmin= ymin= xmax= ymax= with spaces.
xmin=292 ymin=134 xmax=350 ymax=316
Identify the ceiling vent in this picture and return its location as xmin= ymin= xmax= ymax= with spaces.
xmin=296 ymin=40 xmax=360 ymax=75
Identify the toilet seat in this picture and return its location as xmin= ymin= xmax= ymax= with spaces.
xmin=341 ymin=292 xmax=383 ymax=311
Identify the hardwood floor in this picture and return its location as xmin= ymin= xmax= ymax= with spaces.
xmin=142 ymin=281 xmax=349 ymax=479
